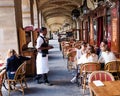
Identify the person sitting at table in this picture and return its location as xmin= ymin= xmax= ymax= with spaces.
xmin=95 ymin=40 xmax=108 ymax=69
xmin=77 ymin=45 xmax=98 ymax=64
xmin=76 ymin=41 xmax=87 ymax=60
xmin=98 ymin=40 xmax=108 ymax=57
xmin=70 ymin=41 xmax=87 ymax=82
xmin=98 ymin=46 xmax=117 ymax=64
xmin=71 ymin=45 xmax=98 ymax=83
xmin=6 ymin=49 xmax=30 ymax=79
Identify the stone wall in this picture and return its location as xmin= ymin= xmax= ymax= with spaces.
xmin=0 ymin=1 xmax=18 ymax=58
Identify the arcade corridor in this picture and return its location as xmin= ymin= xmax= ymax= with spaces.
xmin=2 ymin=39 xmax=90 ymax=96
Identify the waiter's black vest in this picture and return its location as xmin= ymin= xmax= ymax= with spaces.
xmin=40 ymin=36 xmax=48 ymax=54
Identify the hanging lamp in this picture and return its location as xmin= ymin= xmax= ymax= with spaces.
xmin=81 ymin=0 xmax=90 ymax=14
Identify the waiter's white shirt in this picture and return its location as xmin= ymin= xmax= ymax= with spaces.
xmin=36 ymin=34 xmax=49 ymax=74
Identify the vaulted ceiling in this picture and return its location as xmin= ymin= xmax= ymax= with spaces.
xmin=37 ymin=0 xmax=83 ymax=32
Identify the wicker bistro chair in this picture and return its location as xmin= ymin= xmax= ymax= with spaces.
xmin=67 ymin=50 xmax=77 ymax=71
xmin=62 ymin=45 xmax=71 ymax=58
xmin=117 ymin=60 xmax=120 ymax=78
xmin=0 ymin=69 xmax=6 ymax=96
xmin=79 ymin=62 xmax=101 ymax=95
xmin=88 ymin=71 xmax=115 ymax=96
xmin=61 ymin=41 xmax=70 ymax=56
xmin=6 ymin=62 xmax=27 ymax=96
xmin=104 ymin=60 xmax=120 ymax=80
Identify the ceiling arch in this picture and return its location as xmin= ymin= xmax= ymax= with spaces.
xmin=45 ymin=14 xmax=72 ymax=20
xmin=46 ymin=16 xmax=72 ymax=25
xmin=42 ymin=7 xmax=69 ymax=15
xmin=44 ymin=10 xmax=71 ymax=18
xmin=39 ymin=0 xmax=80 ymax=9
xmin=49 ymin=23 xmax=62 ymax=31
xmin=37 ymin=0 xmax=82 ymax=32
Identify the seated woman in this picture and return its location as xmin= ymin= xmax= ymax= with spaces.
xmin=71 ymin=45 xmax=98 ymax=83
xmin=76 ymin=41 xmax=87 ymax=60
xmin=98 ymin=46 xmax=117 ymax=64
xmin=77 ymin=45 xmax=98 ymax=64
xmin=6 ymin=49 xmax=30 ymax=79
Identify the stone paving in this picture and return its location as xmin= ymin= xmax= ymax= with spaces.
xmin=2 ymin=39 xmax=90 ymax=96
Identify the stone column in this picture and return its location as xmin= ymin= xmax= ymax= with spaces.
xmin=14 ymin=0 xmax=23 ymax=53
xmin=76 ymin=18 xmax=80 ymax=40
xmin=0 ymin=0 xmax=19 ymax=58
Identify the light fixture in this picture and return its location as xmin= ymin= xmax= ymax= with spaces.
xmin=80 ymin=0 xmax=90 ymax=14
xmin=94 ymin=0 xmax=116 ymax=9
xmin=105 ymin=0 xmax=116 ymax=8
xmin=71 ymin=8 xmax=80 ymax=20
xmin=96 ymin=0 xmax=104 ymax=6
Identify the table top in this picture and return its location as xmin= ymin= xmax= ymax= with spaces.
xmin=117 ymin=58 xmax=120 ymax=61
xmin=89 ymin=80 xmax=120 ymax=96
xmin=0 ymin=60 xmax=6 ymax=72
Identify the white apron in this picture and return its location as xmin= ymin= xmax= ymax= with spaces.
xmin=36 ymin=52 xmax=49 ymax=74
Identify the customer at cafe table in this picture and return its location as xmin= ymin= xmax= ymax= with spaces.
xmin=70 ymin=41 xmax=87 ymax=82
xmin=98 ymin=46 xmax=117 ymax=64
xmin=71 ymin=45 xmax=98 ymax=83
xmin=97 ymin=40 xmax=108 ymax=57
xmin=35 ymin=27 xmax=53 ymax=85
xmin=77 ymin=45 xmax=98 ymax=64
xmin=76 ymin=41 xmax=87 ymax=60
xmin=95 ymin=40 xmax=108 ymax=69
xmin=6 ymin=49 xmax=30 ymax=79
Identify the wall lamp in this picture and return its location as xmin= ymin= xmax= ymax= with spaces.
xmin=94 ymin=0 xmax=116 ymax=9
xmin=71 ymin=8 xmax=80 ymax=20
xmin=80 ymin=0 xmax=90 ymax=14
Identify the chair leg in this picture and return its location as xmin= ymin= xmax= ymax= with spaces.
xmin=82 ymin=83 xmax=85 ymax=95
xmin=117 ymin=72 xmax=119 ymax=80
xmin=90 ymin=89 xmax=95 ymax=96
xmin=82 ymin=74 xmax=87 ymax=95
xmin=8 ymin=81 xmax=11 ymax=96
xmin=81 ymin=76 xmax=84 ymax=88
xmin=76 ymin=73 xmax=81 ymax=86
xmin=24 ymin=78 xmax=28 ymax=88
xmin=19 ymin=80 xmax=24 ymax=96
xmin=67 ymin=61 xmax=71 ymax=71
xmin=0 ymin=90 xmax=2 ymax=96
xmin=112 ymin=72 xmax=119 ymax=80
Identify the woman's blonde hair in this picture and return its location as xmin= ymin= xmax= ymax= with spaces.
xmin=7 ymin=49 xmax=18 ymax=58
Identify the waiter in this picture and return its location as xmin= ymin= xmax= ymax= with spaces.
xmin=35 ymin=27 xmax=53 ymax=85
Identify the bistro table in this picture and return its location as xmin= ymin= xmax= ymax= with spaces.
xmin=0 ymin=60 xmax=7 ymax=90
xmin=0 ymin=60 xmax=6 ymax=71
xmin=89 ymin=80 xmax=120 ymax=96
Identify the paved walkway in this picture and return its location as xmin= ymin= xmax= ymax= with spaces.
xmin=2 ymin=39 xmax=90 ymax=96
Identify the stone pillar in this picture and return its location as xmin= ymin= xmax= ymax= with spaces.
xmin=22 ymin=0 xmax=31 ymax=27
xmin=0 ymin=0 xmax=19 ymax=58
xmin=30 ymin=0 xmax=34 ymax=25
xmin=33 ymin=0 xmax=39 ymax=28
xmin=76 ymin=19 xmax=80 ymax=40
xmin=14 ymin=0 xmax=23 ymax=53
